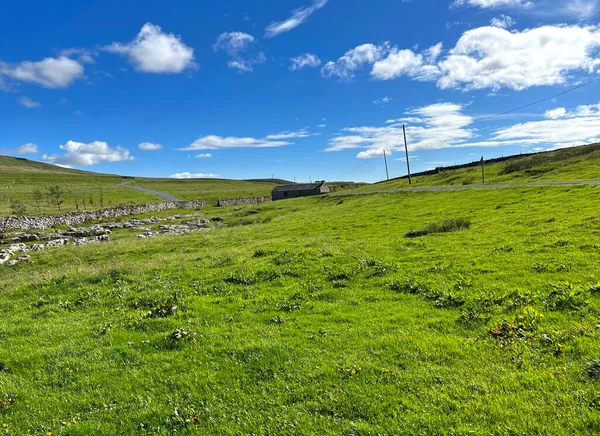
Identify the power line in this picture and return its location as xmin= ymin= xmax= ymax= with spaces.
xmin=329 ymin=75 xmax=600 ymax=180
xmin=473 ymin=76 xmax=600 ymax=124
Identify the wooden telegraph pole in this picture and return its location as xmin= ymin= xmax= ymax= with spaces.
xmin=403 ymin=125 xmax=412 ymax=185
xmin=481 ymin=156 xmax=485 ymax=184
xmin=383 ymin=149 xmax=390 ymax=181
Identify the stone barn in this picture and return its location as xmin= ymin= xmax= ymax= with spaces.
xmin=272 ymin=181 xmax=330 ymax=201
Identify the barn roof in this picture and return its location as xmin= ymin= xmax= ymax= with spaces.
xmin=272 ymin=182 xmax=325 ymax=192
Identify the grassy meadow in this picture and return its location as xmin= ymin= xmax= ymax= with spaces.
xmin=0 ymin=156 xmax=157 ymax=216
xmin=133 ymin=178 xmax=281 ymax=205
xmin=0 ymin=156 xmax=281 ymax=215
xmin=360 ymin=142 xmax=600 ymax=191
xmin=1 ymin=184 xmax=600 ymax=434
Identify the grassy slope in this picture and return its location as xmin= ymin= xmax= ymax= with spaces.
xmin=0 ymin=156 xmax=158 ymax=216
xmin=133 ymin=178 xmax=282 ymax=205
xmin=0 ymin=157 xmax=285 ymax=215
xmin=360 ymin=143 xmax=600 ymax=191
xmin=1 ymin=186 xmax=600 ymax=434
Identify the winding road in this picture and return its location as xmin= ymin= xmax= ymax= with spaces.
xmin=118 ymin=181 xmax=182 ymax=202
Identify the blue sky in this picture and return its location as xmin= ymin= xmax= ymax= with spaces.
xmin=2 ymin=0 xmax=600 ymax=182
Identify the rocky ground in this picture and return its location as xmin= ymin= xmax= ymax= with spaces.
xmin=0 ymin=212 xmax=221 ymax=267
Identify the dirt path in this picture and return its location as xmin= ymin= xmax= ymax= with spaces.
xmin=118 ymin=181 xmax=182 ymax=202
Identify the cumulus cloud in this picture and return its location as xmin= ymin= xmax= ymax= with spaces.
xmin=0 ymin=56 xmax=84 ymax=89
xmin=18 ymin=97 xmax=42 ymax=108
xmin=321 ymin=43 xmax=389 ymax=79
xmin=490 ymin=14 xmax=515 ymax=28
xmin=265 ymin=0 xmax=328 ymax=38
xmin=138 ymin=142 xmax=163 ymax=151
xmin=227 ymin=52 xmax=266 ymax=73
xmin=43 ymin=141 xmax=134 ymax=167
xmin=180 ymin=129 xmax=310 ymax=151
xmin=326 ymin=103 xmax=475 ymax=158
xmin=14 ymin=143 xmax=40 ymax=154
xmin=290 ymin=53 xmax=321 ymax=71
xmin=328 ymin=100 xmax=600 ymax=159
xmin=214 ymin=32 xmax=256 ymax=55
xmin=323 ymin=23 xmax=600 ymax=91
xmin=59 ymin=48 xmax=96 ymax=64
xmin=194 ymin=153 xmax=212 ymax=159
xmin=169 ymin=172 xmax=219 ymax=179
xmin=104 ymin=23 xmax=196 ymax=73
xmin=544 ymin=108 xmax=567 ymax=119
xmin=371 ymin=48 xmax=426 ymax=81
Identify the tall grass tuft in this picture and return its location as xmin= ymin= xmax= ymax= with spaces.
xmin=405 ymin=217 xmax=471 ymax=238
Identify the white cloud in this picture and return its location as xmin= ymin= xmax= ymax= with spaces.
xmin=18 ymin=97 xmax=42 ymax=108
xmin=317 ymin=124 xmax=327 ymax=128
xmin=437 ymin=25 xmax=600 ymax=91
xmin=326 ymin=103 xmax=475 ymax=157
xmin=357 ymin=149 xmax=389 ymax=159
xmin=0 ymin=56 xmax=84 ymax=89
xmin=138 ymin=142 xmax=163 ymax=151
xmin=490 ymin=14 xmax=515 ymax=29
xmin=373 ymin=96 xmax=393 ymax=106
xmin=195 ymin=153 xmax=213 ymax=159
xmin=321 ymin=43 xmax=389 ymax=79
xmin=561 ymin=0 xmax=598 ymax=18
xmin=181 ymin=129 xmax=310 ymax=151
xmin=452 ymin=0 xmax=532 ymax=8
xmin=330 ymin=100 xmax=600 ymax=158
xmin=265 ymin=0 xmax=328 ymax=38
xmin=59 ymin=48 xmax=96 ymax=64
xmin=15 ymin=143 xmax=39 ymax=154
xmin=324 ymin=23 xmax=600 ymax=91
xmin=227 ymin=52 xmax=266 ymax=73
xmin=265 ymin=128 xmax=311 ymax=140
xmin=371 ymin=49 xmax=425 ymax=80
xmin=213 ymin=32 xmax=256 ymax=55
xmin=43 ymin=141 xmax=134 ymax=166
xmin=290 ymin=53 xmax=321 ymax=71
xmin=544 ymin=108 xmax=567 ymax=119
xmin=169 ymin=172 xmax=219 ymax=179
xmin=104 ymin=23 xmax=196 ymax=73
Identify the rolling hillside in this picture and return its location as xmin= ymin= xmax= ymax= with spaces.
xmin=361 ymin=142 xmax=600 ymax=191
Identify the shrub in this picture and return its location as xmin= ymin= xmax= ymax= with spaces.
xmin=405 ymin=218 xmax=471 ymax=238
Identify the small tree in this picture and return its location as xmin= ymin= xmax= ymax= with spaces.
xmin=73 ymin=192 xmax=80 ymax=211
xmin=88 ymin=193 xmax=94 ymax=206
xmin=10 ymin=200 xmax=26 ymax=216
xmin=46 ymin=186 xmax=64 ymax=212
xmin=32 ymin=189 xmax=43 ymax=213
xmin=99 ymin=185 xmax=104 ymax=208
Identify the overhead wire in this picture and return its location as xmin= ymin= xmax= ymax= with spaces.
xmin=332 ymin=75 xmax=600 ymax=179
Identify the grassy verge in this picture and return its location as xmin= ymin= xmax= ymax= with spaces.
xmin=1 ymin=186 xmax=600 ymax=434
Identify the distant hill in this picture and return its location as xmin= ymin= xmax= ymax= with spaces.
xmin=0 ymin=155 xmax=115 ymax=176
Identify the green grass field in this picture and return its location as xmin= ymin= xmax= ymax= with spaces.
xmin=1 ymin=183 xmax=600 ymax=434
xmin=359 ymin=142 xmax=600 ymax=191
xmin=133 ymin=178 xmax=281 ymax=204
xmin=0 ymin=157 xmax=280 ymax=215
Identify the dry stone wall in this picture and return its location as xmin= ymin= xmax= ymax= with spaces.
xmin=0 ymin=200 xmax=207 ymax=231
xmin=217 ymin=196 xmax=271 ymax=207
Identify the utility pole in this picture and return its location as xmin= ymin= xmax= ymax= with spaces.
xmin=481 ymin=156 xmax=485 ymax=184
xmin=383 ymin=149 xmax=390 ymax=181
xmin=403 ymin=124 xmax=412 ymax=185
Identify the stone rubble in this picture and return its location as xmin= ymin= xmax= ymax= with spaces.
xmin=1 ymin=212 xmax=214 ymax=267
